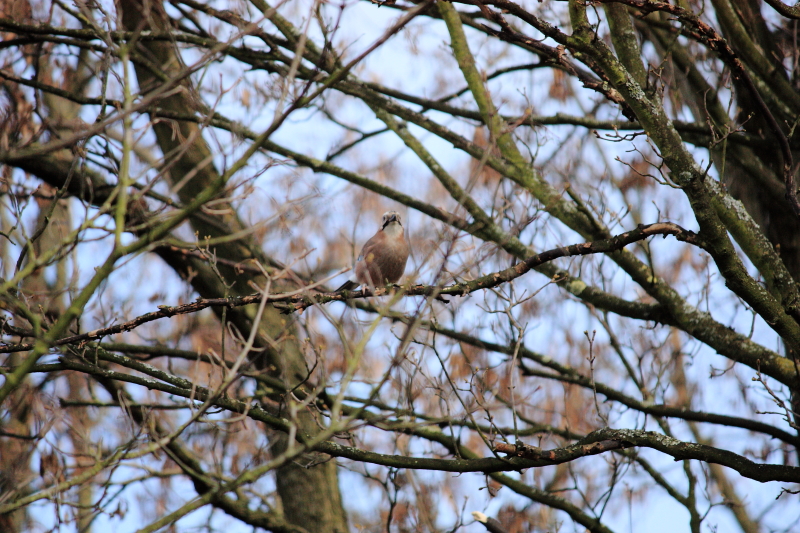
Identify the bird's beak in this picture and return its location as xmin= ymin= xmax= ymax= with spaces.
xmin=383 ymin=214 xmax=398 ymax=228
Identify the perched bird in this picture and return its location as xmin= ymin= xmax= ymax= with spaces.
xmin=336 ymin=211 xmax=410 ymax=292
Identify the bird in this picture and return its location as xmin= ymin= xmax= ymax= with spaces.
xmin=335 ymin=211 xmax=410 ymax=292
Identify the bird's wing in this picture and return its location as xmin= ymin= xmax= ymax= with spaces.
xmin=335 ymin=231 xmax=385 ymax=291
xmin=354 ymin=231 xmax=388 ymax=286
xmin=356 ymin=231 xmax=385 ymax=262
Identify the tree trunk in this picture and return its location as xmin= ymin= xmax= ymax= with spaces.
xmin=116 ymin=1 xmax=347 ymax=530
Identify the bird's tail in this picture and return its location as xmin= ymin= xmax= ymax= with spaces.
xmin=335 ymin=279 xmax=360 ymax=292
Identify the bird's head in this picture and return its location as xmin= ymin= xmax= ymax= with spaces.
xmin=381 ymin=211 xmax=402 ymax=229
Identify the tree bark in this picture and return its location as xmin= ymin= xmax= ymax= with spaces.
xmin=115 ymin=0 xmax=347 ymax=530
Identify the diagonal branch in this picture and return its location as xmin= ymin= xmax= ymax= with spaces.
xmin=590 ymin=0 xmax=800 ymax=219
